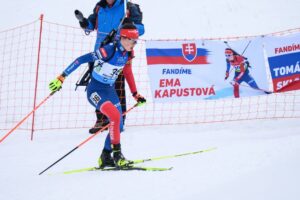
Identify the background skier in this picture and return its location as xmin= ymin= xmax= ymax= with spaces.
xmin=224 ymin=48 xmax=261 ymax=98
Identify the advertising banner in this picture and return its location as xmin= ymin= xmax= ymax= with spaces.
xmin=264 ymin=33 xmax=300 ymax=92
xmin=146 ymin=38 xmax=269 ymax=102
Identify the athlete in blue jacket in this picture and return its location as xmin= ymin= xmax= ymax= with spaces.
xmin=84 ymin=0 xmax=144 ymax=50
xmin=49 ymin=24 xmax=146 ymax=168
xmin=78 ymin=0 xmax=145 ymax=134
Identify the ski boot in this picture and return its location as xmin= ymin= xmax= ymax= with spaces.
xmin=89 ymin=111 xmax=109 ymax=134
xmin=112 ymin=144 xmax=132 ymax=168
xmin=98 ymin=149 xmax=115 ymax=169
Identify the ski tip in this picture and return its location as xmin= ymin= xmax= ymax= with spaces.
xmin=207 ymin=147 xmax=217 ymax=151
xmin=142 ymin=166 xmax=173 ymax=171
xmin=195 ymin=147 xmax=217 ymax=153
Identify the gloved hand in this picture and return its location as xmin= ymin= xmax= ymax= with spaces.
xmin=132 ymin=92 xmax=146 ymax=105
xmin=79 ymin=18 xmax=89 ymax=29
xmin=225 ymin=71 xmax=229 ymax=80
xmin=49 ymin=74 xmax=65 ymax=92
xmin=74 ymin=10 xmax=89 ymax=29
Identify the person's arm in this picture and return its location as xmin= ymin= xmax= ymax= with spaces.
xmin=225 ymin=61 xmax=230 ymax=80
xmin=235 ymin=64 xmax=246 ymax=81
xmin=122 ymin=60 xmax=137 ymax=94
xmin=127 ymin=2 xmax=145 ymax=36
xmin=77 ymin=2 xmax=100 ymax=31
xmin=63 ymin=53 xmax=97 ymax=76
xmin=122 ymin=60 xmax=146 ymax=104
xmin=85 ymin=1 xmax=105 ymax=31
xmin=133 ymin=23 xmax=145 ymax=36
xmin=234 ymin=57 xmax=246 ymax=82
xmin=49 ymin=52 xmax=96 ymax=92
xmin=86 ymin=9 xmax=98 ymax=31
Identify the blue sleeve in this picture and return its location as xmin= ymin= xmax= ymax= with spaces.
xmin=63 ymin=52 xmax=97 ymax=76
xmin=87 ymin=14 xmax=96 ymax=31
xmin=86 ymin=21 xmax=95 ymax=31
xmin=86 ymin=3 xmax=100 ymax=31
xmin=226 ymin=61 xmax=230 ymax=72
xmin=127 ymin=2 xmax=145 ymax=36
xmin=135 ymin=23 xmax=145 ymax=36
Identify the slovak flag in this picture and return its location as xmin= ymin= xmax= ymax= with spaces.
xmin=146 ymin=42 xmax=209 ymax=65
xmin=182 ymin=43 xmax=197 ymax=62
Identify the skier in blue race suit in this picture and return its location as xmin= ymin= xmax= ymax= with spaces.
xmin=49 ymin=23 xmax=146 ymax=168
xmin=78 ymin=0 xmax=145 ymax=134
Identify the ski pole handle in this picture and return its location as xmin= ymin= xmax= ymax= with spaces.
xmin=74 ymin=10 xmax=91 ymax=35
xmin=74 ymin=10 xmax=85 ymax=22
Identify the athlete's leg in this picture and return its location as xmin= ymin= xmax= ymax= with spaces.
xmin=233 ymin=72 xmax=241 ymax=98
xmin=100 ymin=101 xmax=123 ymax=146
xmin=233 ymin=83 xmax=240 ymax=98
xmin=102 ymin=103 xmax=124 ymax=151
xmin=244 ymin=73 xmax=259 ymax=89
xmin=115 ymin=71 xmax=126 ymax=123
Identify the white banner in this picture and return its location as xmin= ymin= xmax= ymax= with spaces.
xmin=146 ymin=38 xmax=269 ymax=102
xmin=264 ymin=33 xmax=300 ymax=92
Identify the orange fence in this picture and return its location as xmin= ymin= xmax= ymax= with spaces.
xmin=0 ymin=16 xmax=299 ymax=134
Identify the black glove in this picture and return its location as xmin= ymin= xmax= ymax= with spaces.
xmin=79 ymin=18 xmax=89 ymax=29
xmin=127 ymin=2 xmax=143 ymax=24
xmin=75 ymin=10 xmax=89 ymax=29
xmin=225 ymin=71 xmax=229 ymax=80
xmin=132 ymin=92 xmax=146 ymax=104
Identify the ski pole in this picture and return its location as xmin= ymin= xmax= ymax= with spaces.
xmin=229 ymin=82 xmax=272 ymax=94
xmin=241 ymin=40 xmax=252 ymax=56
xmin=131 ymin=147 xmax=217 ymax=165
xmin=38 ymin=103 xmax=139 ymax=175
xmin=0 ymin=91 xmax=56 ymax=144
xmin=224 ymin=41 xmax=231 ymax=49
xmin=224 ymin=40 xmax=251 ymax=56
xmin=239 ymin=83 xmax=273 ymax=94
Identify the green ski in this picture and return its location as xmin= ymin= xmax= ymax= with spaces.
xmin=58 ymin=147 xmax=216 ymax=175
xmin=129 ymin=147 xmax=217 ymax=165
xmin=63 ymin=166 xmax=172 ymax=174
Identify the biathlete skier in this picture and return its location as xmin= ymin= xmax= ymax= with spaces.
xmin=49 ymin=23 xmax=146 ymax=168
xmin=224 ymin=48 xmax=261 ymax=98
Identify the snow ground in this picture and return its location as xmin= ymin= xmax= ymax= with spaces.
xmin=1 ymin=119 xmax=300 ymax=200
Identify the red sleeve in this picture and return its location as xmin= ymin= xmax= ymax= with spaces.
xmin=123 ymin=61 xmax=137 ymax=94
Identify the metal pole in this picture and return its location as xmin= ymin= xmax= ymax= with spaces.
xmin=31 ymin=14 xmax=44 ymax=141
